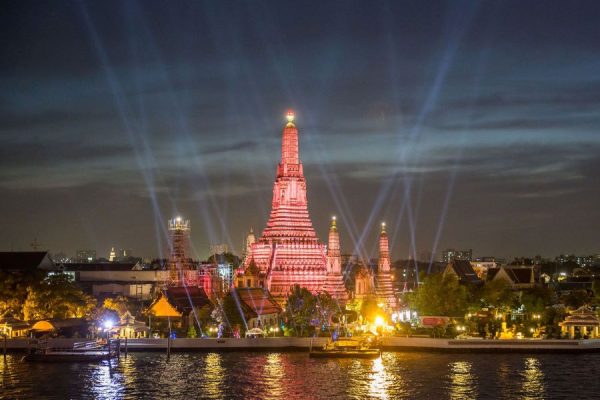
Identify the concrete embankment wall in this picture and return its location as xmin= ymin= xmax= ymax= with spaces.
xmin=382 ymin=337 xmax=600 ymax=353
xmin=5 ymin=337 xmax=600 ymax=353
xmin=3 ymin=337 xmax=329 ymax=352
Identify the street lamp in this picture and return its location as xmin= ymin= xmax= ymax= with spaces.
xmin=103 ymin=320 xmax=114 ymax=331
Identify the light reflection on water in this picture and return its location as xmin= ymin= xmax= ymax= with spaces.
xmin=369 ymin=356 xmax=388 ymax=399
xmin=202 ymin=352 xmax=225 ymax=399
xmin=521 ymin=358 xmax=545 ymax=400
xmin=1 ymin=352 xmax=598 ymax=399
xmin=448 ymin=361 xmax=477 ymax=400
xmin=263 ymin=353 xmax=284 ymax=399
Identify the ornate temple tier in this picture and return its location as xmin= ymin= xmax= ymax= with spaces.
xmin=244 ymin=111 xmax=347 ymax=305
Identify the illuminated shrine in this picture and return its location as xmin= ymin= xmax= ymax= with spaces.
xmin=243 ymin=110 xmax=347 ymax=305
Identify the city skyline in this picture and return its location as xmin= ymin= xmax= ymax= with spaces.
xmin=2 ymin=1 xmax=600 ymax=260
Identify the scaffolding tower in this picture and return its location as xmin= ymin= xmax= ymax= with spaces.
xmin=167 ymin=217 xmax=192 ymax=286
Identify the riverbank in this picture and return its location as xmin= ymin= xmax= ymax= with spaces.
xmin=5 ymin=337 xmax=600 ymax=354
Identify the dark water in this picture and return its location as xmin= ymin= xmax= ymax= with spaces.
xmin=1 ymin=351 xmax=599 ymax=399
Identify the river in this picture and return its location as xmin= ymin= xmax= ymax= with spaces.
xmin=1 ymin=351 xmax=598 ymax=399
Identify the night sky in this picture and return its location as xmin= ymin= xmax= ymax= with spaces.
xmin=1 ymin=1 xmax=599 ymax=261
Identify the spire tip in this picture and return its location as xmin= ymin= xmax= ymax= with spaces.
xmin=286 ymin=109 xmax=295 ymax=123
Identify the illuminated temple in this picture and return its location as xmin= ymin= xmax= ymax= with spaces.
xmin=374 ymin=222 xmax=398 ymax=309
xmin=243 ymin=111 xmax=347 ymax=305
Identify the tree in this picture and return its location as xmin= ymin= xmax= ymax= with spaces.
xmin=521 ymin=286 xmax=554 ymax=314
xmin=314 ymin=292 xmax=339 ymax=333
xmin=592 ymin=279 xmax=600 ymax=300
xmin=480 ymin=279 xmax=515 ymax=309
xmin=102 ymin=296 xmax=130 ymax=316
xmin=408 ymin=273 xmax=470 ymax=317
xmin=219 ymin=293 xmax=246 ymax=335
xmin=193 ymin=304 xmax=213 ymax=334
xmin=187 ymin=324 xmax=198 ymax=338
xmin=0 ymin=269 xmax=45 ymax=319
xmin=22 ymin=273 xmax=96 ymax=321
xmin=282 ymin=285 xmax=317 ymax=337
xmin=564 ymin=290 xmax=590 ymax=309
xmin=543 ymin=305 xmax=566 ymax=338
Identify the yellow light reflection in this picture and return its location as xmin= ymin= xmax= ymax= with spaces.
xmin=203 ymin=353 xmax=225 ymax=398
xmin=448 ymin=361 xmax=477 ymax=400
xmin=521 ymin=358 xmax=545 ymax=399
xmin=369 ymin=356 xmax=388 ymax=399
xmin=262 ymin=353 xmax=284 ymax=399
xmin=119 ymin=355 xmax=137 ymax=387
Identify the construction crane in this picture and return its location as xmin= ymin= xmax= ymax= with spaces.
xmin=30 ymin=237 xmax=45 ymax=251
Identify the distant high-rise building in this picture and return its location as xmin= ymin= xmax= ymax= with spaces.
xmin=109 ymin=247 xmax=116 ymax=262
xmin=442 ymin=248 xmax=473 ymax=263
xmin=75 ymin=249 xmax=96 ymax=263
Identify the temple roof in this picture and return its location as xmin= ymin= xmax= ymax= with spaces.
xmin=561 ymin=307 xmax=600 ymax=326
xmin=446 ymin=260 xmax=482 ymax=284
xmin=148 ymin=295 xmax=181 ymax=318
xmin=0 ymin=251 xmax=53 ymax=271
xmin=234 ymin=287 xmax=281 ymax=317
xmin=0 ymin=312 xmax=29 ymax=329
xmin=149 ymin=287 xmax=212 ymax=317
xmin=487 ymin=266 xmax=534 ymax=284
xmin=244 ymin=259 xmax=261 ymax=276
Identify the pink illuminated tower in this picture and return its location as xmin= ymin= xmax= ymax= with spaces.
xmin=324 ymin=216 xmax=348 ymax=303
xmin=374 ymin=222 xmax=397 ymax=309
xmin=244 ymin=110 xmax=347 ymax=305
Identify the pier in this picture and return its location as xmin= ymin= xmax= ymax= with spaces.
xmin=5 ymin=337 xmax=600 ymax=354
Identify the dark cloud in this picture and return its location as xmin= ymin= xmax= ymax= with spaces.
xmin=0 ymin=0 xmax=599 ymax=259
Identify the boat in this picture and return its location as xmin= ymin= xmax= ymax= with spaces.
xmin=22 ymin=339 xmax=119 ymax=362
xmin=309 ymin=337 xmax=381 ymax=359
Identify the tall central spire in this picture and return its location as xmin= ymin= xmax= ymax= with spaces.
xmin=262 ymin=110 xmax=317 ymax=240
xmin=281 ymin=109 xmax=299 ymax=166
xmin=378 ymin=222 xmax=390 ymax=273
xmin=242 ymin=110 xmax=349 ymax=305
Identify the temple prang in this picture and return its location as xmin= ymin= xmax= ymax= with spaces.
xmin=242 ymin=111 xmax=347 ymax=305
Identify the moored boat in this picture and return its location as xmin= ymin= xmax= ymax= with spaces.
xmin=309 ymin=337 xmax=381 ymax=359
